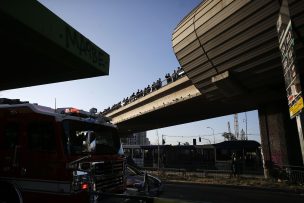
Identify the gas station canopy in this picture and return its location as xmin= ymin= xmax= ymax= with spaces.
xmin=0 ymin=0 xmax=110 ymax=90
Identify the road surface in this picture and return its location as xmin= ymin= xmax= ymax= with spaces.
xmin=159 ymin=181 xmax=304 ymax=203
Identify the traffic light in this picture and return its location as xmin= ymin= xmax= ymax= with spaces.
xmin=199 ymin=137 xmax=201 ymax=142
xmin=162 ymin=139 xmax=165 ymax=145
xmin=193 ymin=138 xmax=196 ymax=145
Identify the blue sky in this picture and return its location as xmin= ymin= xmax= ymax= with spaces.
xmin=2 ymin=0 xmax=261 ymax=145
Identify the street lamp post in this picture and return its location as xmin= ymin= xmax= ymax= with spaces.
xmin=156 ymin=129 xmax=160 ymax=174
xmin=207 ymin=126 xmax=215 ymax=144
xmin=245 ymin=112 xmax=248 ymax=140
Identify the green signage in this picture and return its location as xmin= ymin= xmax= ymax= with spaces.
xmin=0 ymin=0 xmax=109 ymax=75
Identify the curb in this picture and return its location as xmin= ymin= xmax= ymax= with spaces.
xmin=163 ymin=179 xmax=304 ymax=195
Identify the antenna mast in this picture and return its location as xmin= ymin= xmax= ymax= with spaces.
xmin=234 ymin=113 xmax=239 ymax=140
xmin=228 ymin=121 xmax=231 ymax=133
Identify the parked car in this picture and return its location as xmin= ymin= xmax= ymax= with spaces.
xmin=125 ymin=164 xmax=163 ymax=197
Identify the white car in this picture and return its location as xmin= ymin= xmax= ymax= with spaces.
xmin=125 ymin=164 xmax=163 ymax=197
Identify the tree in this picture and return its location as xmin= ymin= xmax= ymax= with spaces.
xmin=222 ymin=132 xmax=237 ymax=141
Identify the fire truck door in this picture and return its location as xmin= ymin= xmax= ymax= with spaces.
xmin=0 ymin=122 xmax=21 ymax=177
xmin=20 ymin=121 xmax=59 ymax=180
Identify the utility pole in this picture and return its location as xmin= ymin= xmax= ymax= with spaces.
xmin=207 ymin=126 xmax=215 ymax=144
xmin=245 ymin=112 xmax=248 ymax=140
xmin=156 ymin=130 xmax=159 ymax=174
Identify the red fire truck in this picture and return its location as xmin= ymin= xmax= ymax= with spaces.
xmin=0 ymin=98 xmax=126 ymax=203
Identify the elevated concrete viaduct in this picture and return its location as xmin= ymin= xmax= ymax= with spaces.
xmin=108 ymin=75 xmax=285 ymax=134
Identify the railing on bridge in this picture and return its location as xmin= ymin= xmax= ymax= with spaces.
xmin=102 ymin=67 xmax=186 ymax=115
xmin=113 ymin=91 xmax=201 ymax=124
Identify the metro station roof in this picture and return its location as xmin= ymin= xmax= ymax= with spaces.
xmin=213 ymin=140 xmax=260 ymax=150
xmin=0 ymin=0 xmax=110 ymax=91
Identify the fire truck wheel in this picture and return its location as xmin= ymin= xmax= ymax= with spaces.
xmin=0 ymin=181 xmax=23 ymax=203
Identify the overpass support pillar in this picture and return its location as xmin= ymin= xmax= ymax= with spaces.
xmin=258 ymin=103 xmax=303 ymax=178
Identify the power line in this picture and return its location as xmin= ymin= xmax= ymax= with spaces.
xmin=160 ymin=133 xmax=261 ymax=138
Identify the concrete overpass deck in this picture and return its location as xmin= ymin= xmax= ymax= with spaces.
xmin=172 ymin=0 xmax=303 ymax=102
xmin=106 ymin=74 xmax=284 ymax=134
xmin=107 ymin=76 xmax=200 ymax=127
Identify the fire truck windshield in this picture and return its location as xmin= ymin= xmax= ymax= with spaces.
xmin=62 ymin=120 xmax=120 ymax=155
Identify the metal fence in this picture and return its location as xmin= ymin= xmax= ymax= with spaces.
xmin=142 ymin=160 xmax=264 ymax=179
xmin=144 ymin=167 xmax=256 ymax=179
xmin=143 ymin=164 xmax=304 ymax=185
xmin=271 ymin=165 xmax=304 ymax=185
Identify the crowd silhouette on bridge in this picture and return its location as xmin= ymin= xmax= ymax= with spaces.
xmin=101 ymin=67 xmax=185 ymax=115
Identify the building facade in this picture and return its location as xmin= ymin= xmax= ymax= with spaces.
xmin=121 ymin=131 xmax=150 ymax=145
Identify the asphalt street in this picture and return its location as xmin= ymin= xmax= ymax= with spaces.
xmin=159 ymin=181 xmax=304 ymax=203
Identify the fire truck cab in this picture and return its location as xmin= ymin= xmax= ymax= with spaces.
xmin=0 ymin=98 xmax=125 ymax=203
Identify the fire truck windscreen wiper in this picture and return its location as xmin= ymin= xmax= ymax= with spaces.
xmin=67 ymin=154 xmax=91 ymax=170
